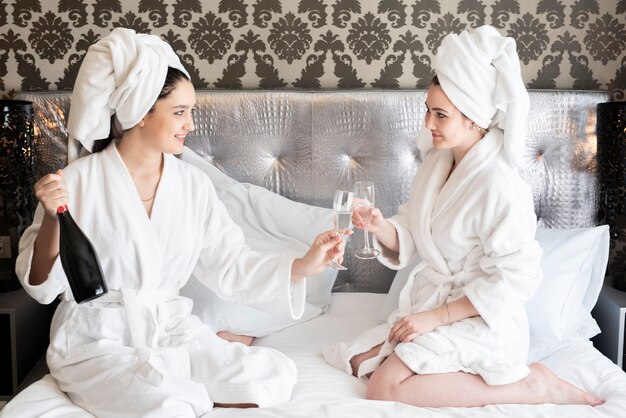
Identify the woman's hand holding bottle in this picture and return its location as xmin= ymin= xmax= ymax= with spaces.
xmin=30 ymin=169 xmax=68 ymax=286
xmin=34 ymin=169 xmax=68 ymax=219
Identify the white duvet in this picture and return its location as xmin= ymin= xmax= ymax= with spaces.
xmin=3 ymin=293 xmax=626 ymax=417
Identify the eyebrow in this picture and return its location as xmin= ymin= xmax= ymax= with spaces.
xmin=425 ymin=104 xmax=449 ymax=114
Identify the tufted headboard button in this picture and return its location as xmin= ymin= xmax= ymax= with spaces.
xmin=536 ymin=149 xmax=544 ymax=160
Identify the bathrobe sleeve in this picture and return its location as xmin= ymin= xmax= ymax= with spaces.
xmin=374 ymin=176 xmax=420 ymax=270
xmin=191 ymin=179 xmax=305 ymax=320
xmin=463 ymin=173 xmax=542 ymax=329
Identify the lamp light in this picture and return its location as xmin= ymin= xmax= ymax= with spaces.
xmin=597 ymin=101 xmax=626 ymax=291
xmin=0 ymin=100 xmax=35 ymax=292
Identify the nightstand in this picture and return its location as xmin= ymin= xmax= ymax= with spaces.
xmin=0 ymin=288 xmax=52 ymax=401
xmin=591 ymin=276 xmax=626 ymax=370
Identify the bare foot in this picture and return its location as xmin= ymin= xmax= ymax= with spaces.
xmin=526 ymin=363 xmax=604 ymax=406
xmin=217 ymin=331 xmax=255 ymax=346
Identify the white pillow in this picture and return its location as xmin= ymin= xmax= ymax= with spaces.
xmin=378 ymin=226 xmax=610 ymax=361
xmin=527 ymin=226 xmax=609 ymax=361
xmin=179 ymin=148 xmax=338 ymax=337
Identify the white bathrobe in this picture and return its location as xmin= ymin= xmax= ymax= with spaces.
xmin=324 ymin=129 xmax=542 ymax=385
xmin=16 ymin=142 xmax=305 ymax=417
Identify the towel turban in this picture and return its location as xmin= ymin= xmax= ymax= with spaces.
xmin=67 ymin=27 xmax=190 ymax=159
xmin=433 ymin=25 xmax=529 ymax=168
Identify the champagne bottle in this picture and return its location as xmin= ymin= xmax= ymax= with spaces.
xmin=57 ymin=205 xmax=107 ymax=303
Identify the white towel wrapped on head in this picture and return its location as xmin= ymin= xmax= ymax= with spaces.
xmin=67 ymin=27 xmax=189 ymax=161
xmin=433 ymin=25 xmax=529 ymax=168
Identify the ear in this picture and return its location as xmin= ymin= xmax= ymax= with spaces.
xmin=137 ymin=119 xmax=146 ymax=128
xmin=469 ymin=120 xmax=487 ymax=137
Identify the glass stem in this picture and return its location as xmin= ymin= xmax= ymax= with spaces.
xmin=334 ymin=233 xmax=344 ymax=262
xmin=363 ymin=226 xmax=372 ymax=251
xmin=338 ymin=235 xmax=346 ymax=261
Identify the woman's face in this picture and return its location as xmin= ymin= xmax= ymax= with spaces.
xmin=424 ymin=84 xmax=480 ymax=157
xmin=139 ymin=78 xmax=196 ymax=155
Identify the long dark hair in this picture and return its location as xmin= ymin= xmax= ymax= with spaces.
xmin=92 ymin=67 xmax=190 ymax=152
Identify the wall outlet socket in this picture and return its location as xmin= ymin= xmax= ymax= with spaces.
xmin=0 ymin=235 xmax=11 ymax=259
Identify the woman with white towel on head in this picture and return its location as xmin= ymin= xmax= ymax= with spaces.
xmin=16 ymin=27 xmax=345 ymax=417
xmin=324 ymin=25 xmax=603 ymax=407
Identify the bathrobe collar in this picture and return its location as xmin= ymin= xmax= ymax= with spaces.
xmin=414 ymin=129 xmax=503 ymax=275
xmin=100 ymin=142 xmax=175 ymax=290
xmin=433 ymin=129 xmax=503 ymax=221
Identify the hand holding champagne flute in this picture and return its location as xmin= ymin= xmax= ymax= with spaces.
xmin=329 ymin=190 xmax=353 ymax=270
xmin=353 ymin=181 xmax=380 ymax=260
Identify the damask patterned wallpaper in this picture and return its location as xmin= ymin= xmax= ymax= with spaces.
xmin=0 ymin=0 xmax=624 ymax=99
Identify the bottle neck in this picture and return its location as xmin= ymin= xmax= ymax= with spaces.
xmin=57 ymin=205 xmax=69 ymax=214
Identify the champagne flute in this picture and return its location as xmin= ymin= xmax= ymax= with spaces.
xmin=353 ymin=181 xmax=380 ymax=260
xmin=329 ymin=190 xmax=353 ymax=270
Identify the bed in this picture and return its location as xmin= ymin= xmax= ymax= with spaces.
xmin=2 ymin=89 xmax=626 ymax=417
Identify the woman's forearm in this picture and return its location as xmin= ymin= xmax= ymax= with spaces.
xmin=439 ymin=296 xmax=479 ymax=325
xmin=29 ymin=215 xmax=60 ymax=286
xmin=373 ymin=219 xmax=400 ymax=254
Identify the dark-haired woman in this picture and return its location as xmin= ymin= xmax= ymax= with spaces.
xmin=324 ymin=25 xmax=603 ymax=408
xmin=17 ymin=28 xmax=343 ymax=417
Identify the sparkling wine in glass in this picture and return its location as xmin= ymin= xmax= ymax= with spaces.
xmin=329 ymin=190 xmax=353 ymax=270
xmin=353 ymin=181 xmax=380 ymax=260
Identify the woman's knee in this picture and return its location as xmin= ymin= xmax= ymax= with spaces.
xmin=365 ymin=354 xmax=415 ymax=402
xmin=365 ymin=370 xmax=396 ymax=401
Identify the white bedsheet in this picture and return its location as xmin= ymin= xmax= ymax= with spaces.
xmin=2 ymin=293 xmax=626 ymax=417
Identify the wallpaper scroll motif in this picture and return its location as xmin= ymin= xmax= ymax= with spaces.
xmin=0 ymin=0 xmax=624 ymax=99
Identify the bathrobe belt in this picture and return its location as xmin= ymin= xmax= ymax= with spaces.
xmin=91 ymin=288 xmax=195 ymax=386
xmin=397 ymin=261 xmax=471 ymax=319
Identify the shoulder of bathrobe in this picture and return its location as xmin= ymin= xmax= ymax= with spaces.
xmin=472 ymin=155 xmax=534 ymax=211
xmin=470 ymin=164 xmax=537 ymax=241
xmin=167 ymin=153 xmax=217 ymax=190
xmin=165 ymin=153 xmax=220 ymax=204
xmin=58 ymin=150 xmax=102 ymax=186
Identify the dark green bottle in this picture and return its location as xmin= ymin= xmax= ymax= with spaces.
xmin=57 ymin=205 xmax=107 ymax=303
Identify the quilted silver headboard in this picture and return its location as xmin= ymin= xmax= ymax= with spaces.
xmin=14 ymin=89 xmax=612 ymax=293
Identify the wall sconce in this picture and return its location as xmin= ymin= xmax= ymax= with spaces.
xmin=597 ymin=101 xmax=626 ymax=291
xmin=0 ymin=100 xmax=36 ymax=293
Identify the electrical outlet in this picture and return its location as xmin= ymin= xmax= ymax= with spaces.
xmin=0 ymin=235 xmax=11 ymax=259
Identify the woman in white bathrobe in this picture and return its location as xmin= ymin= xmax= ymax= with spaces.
xmin=324 ymin=25 xmax=603 ymax=407
xmin=17 ymin=28 xmax=345 ymax=417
